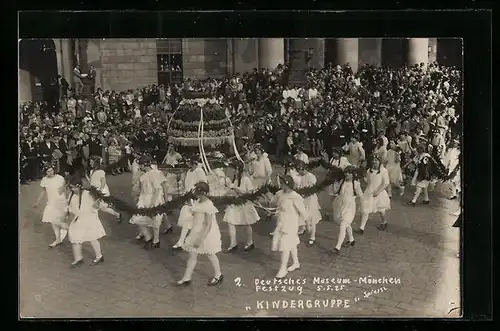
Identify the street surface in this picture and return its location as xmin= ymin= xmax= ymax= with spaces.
xmin=19 ymin=166 xmax=461 ymax=318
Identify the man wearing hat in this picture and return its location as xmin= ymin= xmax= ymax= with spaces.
xmin=88 ymin=129 xmax=103 ymax=158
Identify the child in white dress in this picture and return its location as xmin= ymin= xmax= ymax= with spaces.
xmin=385 ymin=140 xmax=405 ymax=197
xmin=87 ymin=156 xmax=123 ymax=223
xmin=342 ymin=135 xmax=366 ymax=167
xmin=331 ymin=166 xmax=364 ymax=254
xmin=223 ymin=162 xmax=260 ymax=252
xmin=177 ymin=181 xmax=223 ymax=287
xmin=33 ymin=163 xmax=68 ymax=247
xmin=270 ymin=175 xmax=308 ymax=279
xmin=295 ymin=162 xmax=322 ymax=247
xmin=357 ymin=158 xmax=391 ymax=232
xmin=173 ymin=158 xmax=207 ymax=249
xmin=67 ymin=175 xmax=106 ymax=268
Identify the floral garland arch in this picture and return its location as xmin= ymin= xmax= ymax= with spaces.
xmin=166 ymin=92 xmax=244 ymax=179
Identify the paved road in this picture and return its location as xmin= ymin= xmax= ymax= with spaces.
xmin=19 ymin=167 xmax=461 ymax=318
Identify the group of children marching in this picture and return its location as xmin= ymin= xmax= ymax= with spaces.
xmin=35 ymin=137 xmax=460 ymax=284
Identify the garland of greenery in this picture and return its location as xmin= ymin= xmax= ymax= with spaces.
xmin=86 ymin=165 xmax=346 ymax=217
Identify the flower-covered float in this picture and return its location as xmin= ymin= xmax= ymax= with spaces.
xmin=164 ymin=92 xmax=245 ymax=196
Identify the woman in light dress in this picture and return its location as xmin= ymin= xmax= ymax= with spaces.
xmin=176 ymin=181 xmax=223 ymax=287
xmin=342 ymin=135 xmax=366 ymax=167
xmin=372 ymin=137 xmax=388 ymax=165
xmin=295 ymin=161 xmax=322 ymax=247
xmin=251 ymin=144 xmax=273 ymax=188
xmin=67 ymin=175 xmax=106 ymax=268
xmin=161 ymin=143 xmax=183 ymax=200
xmin=385 ymin=140 xmax=405 ymax=197
xmin=357 ymin=158 xmax=391 ymax=232
xmin=223 ymin=162 xmax=260 ymax=252
xmin=331 ymin=166 xmax=364 ymax=254
xmin=33 ymin=163 xmax=69 ymax=247
xmin=270 ymin=175 xmax=308 ymax=279
xmin=173 ymin=158 xmax=207 ymax=249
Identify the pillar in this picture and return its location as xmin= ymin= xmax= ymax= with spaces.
xmin=232 ymin=39 xmax=259 ymax=74
xmin=58 ymin=39 xmax=73 ymax=84
xmin=428 ymin=38 xmax=437 ymax=64
xmin=19 ymin=69 xmax=33 ymax=103
xmin=336 ymin=38 xmax=359 ymax=72
xmin=407 ymin=38 xmax=429 ymax=66
xmin=54 ymin=39 xmax=63 ymax=77
xmin=359 ymin=38 xmax=382 ymax=67
xmin=258 ymin=38 xmax=284 ymax=70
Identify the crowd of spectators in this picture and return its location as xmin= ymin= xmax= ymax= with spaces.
xmin=19 ymin=62 xmax=462 ymax=184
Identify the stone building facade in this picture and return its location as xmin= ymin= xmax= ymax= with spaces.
xmin=19 ymin=38 xmax=461 ymax=102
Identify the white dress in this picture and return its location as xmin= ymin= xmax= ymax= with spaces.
xmin=182 ymin=199 xmax=222 ymax=255
xmin=271 ymin=191 xmax=307 ymax=252
xmin=332 ymin=180 xmax=363 ymax=224
xmin=223 ymin=176 xmax=260 ymax=226
xmin=386 ymin=150 xmax=403 ymax=184
xmin=163 ymin=152 xmax=183 ymax=197
xmin=40 ymin=175 xmax=67 ymax=224
xmin=88 ymin=169 xmax=110 ymax=208
xmin=129 ymin=170 xmax=163 ymax=228
xmin=149 ymin=168 xmax=168 ymax=226
xmin=251 ymin=154 xmax=273 ymax=188
xmin=68 ymin=191 xmax=106 ymax=244
xmin=207 ymin=168 xmax=230 ymax=197
xmin=177 ymin=167 xmax=208 ymax=229
xmin=344 ymin=142 xmax=365 ymax=167
xmin=295 ymin=172 xmax=322 ymax=225
xmin=361 ymin=168 xmax=391 ymax=213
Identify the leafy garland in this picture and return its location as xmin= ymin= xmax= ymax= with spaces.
xmin=172 ymin=104 xmax=227 ymax=123
xmin=86 ymin=165 xmax=346 ymax=217
xmin=169 ymin=119 xmax=231 ymax=132
xmin=95 ymin=152 xmax=453 ymax=217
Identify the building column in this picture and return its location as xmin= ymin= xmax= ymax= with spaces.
xmin=336 ymin=38 xmax=359 ymax=72
xmin=428 ymin=38 xmax=437 ymax=64
xmin=258 ymin=38 xmax=284 ymax=70
xmin=407 ymin=38 xmax=429 ymax=66
xmin=58 ymin=39 xmax=73 ymax=84
xmin=359 ymin=38 xmax=382 ymax=67
xmin=54 ymin=39 xmax=63 ymax=77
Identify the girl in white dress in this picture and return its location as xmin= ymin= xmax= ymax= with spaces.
xmin=295 ymin=162 xmax=322 ymax=247
xmin=443 ymin=140 xmax=460 ymax=200
xmin=129 ymin=156 xmax=164 ymax=249
xmin=372 ymin=137 xmax=388 ymax=165
xmin=67 ymin=175 xmax=106 ymax=267
xmin=33 ymin=163 xmax=69 ymax=247
xmin=342 ymin=135 xmax=366 ymax=167
xmin=223 ymin=162 xmax=260 ymax=252
xmin=149 ymin=159 xmax=173 ymax=244
xmin=87 ymin=156 xmax=123 ymax=223
xmin=357 ymin=158 xmax=391 ymax=233
xmin=173 ymin=158 xmax=207 ymax=249
xmin=270 ymin=175 xmax=308 ymax=279
xmin=331 ymin=166 xmax=364 ymax=254
xmin=385 ymin=140 xmax=405 ymax=197
xmin=177 ymin=181 xmax=223 ymax=287
xmin=251 ymin=144 xmax=273 ymax=188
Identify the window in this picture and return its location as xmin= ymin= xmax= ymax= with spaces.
xmin=157 ymin=39 xmax=183 ymax=85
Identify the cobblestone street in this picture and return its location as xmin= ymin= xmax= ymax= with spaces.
xmin=19 ymin=167 xmax=461 ymax=318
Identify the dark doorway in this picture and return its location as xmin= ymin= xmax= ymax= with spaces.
xmin=324 ymin=39 xmax=337 ymax=67
xmin=437 ymin=39 xmax=463 ymax=68
xmin=19 ymin=39 xmax=58 ymax=111
xmin=381 ymin=39 xmax=405 ymax=68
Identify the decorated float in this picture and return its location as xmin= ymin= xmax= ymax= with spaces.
xmin=162 ymin=92 xmax=245 ymax=196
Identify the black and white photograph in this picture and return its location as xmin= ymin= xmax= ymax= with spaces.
xmin=19 ymin=36 xmax=464 ymax=318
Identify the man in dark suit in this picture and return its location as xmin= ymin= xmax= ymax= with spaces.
xmin=88 ymin=65 xmax=97 ymax=94
xmin=88 ymin=130 xmax=103 ymax=157
xmin=38 ymin=135 xmax=55 ymax=163
xmin=58 ymin=75 xmax=70 ymax=100
xmin=58 ymin=132 xmax=69 ymax=175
